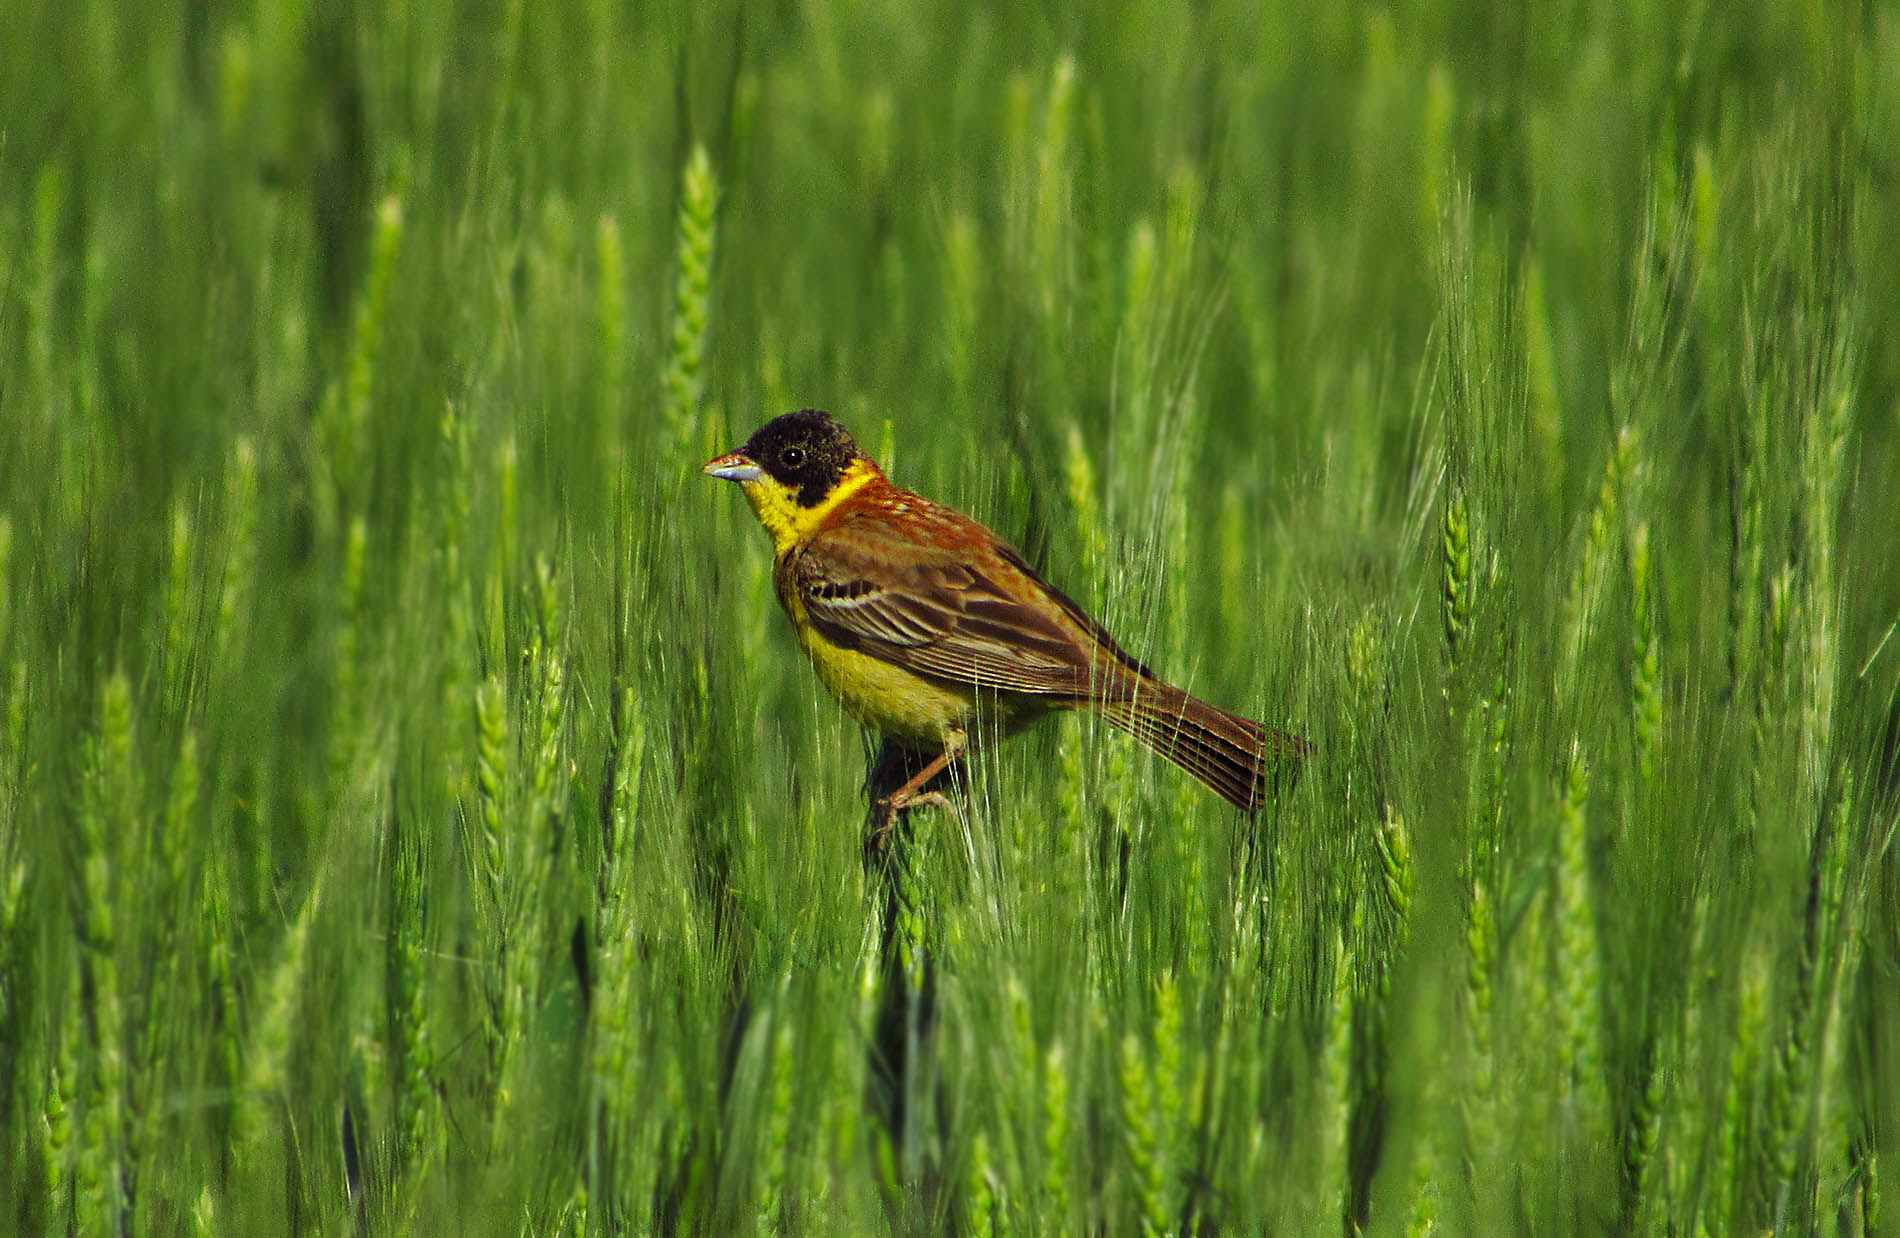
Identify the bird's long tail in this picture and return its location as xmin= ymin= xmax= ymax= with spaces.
xmin=1096 ymin=680 xmax=1310 ymax=813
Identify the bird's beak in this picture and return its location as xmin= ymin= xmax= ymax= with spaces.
xmin=702 ymin=451 xmax=762 ymax=482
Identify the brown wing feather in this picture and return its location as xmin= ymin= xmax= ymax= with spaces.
xmin=793 ymin=512 xmax=1126 ymax=699
xmin=987 ymin=542 xmax=1154 ymax=680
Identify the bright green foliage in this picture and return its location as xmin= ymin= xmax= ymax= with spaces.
xmin=2 ymin=3 xmax=1897 ymax=1235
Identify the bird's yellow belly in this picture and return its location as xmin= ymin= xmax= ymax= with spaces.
xmin=795 ymin=624 xmax=975 ymax=745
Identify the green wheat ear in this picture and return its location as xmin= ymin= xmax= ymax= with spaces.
xmin=76 ymin=672 xmax=132 ymax=1232
xmin=331 ymin=515 xmax=368 ymax=790
xmin=217 ymin=438 xmax=258 ymax=665
xmin=1629 ymin=522 xmax=1662 ymax=783
xmin=1063 ymin=420 xmax=1104 ymax=588
xmin=162 ymin=500 xmax=196 ymax=713
xmin=160 ymin=727 xmax=201 ymax=933
xmin=1441 ymin=485 xmax=1472 ymax=682
xmin=201 ymin=852 xmax=240 ymax=1182
xmin=1620 ymin=1044 xmax=1664 ymax=1229
xmin=1523 ymin=260 xmax=1563 ymax=505
xmin=664 ymin=144 xmax=719 ymax=452
xmin=240 ymin=881 xmax=318 ymax=1174
xmin=317 ymin=193 xmax=404 ymax=515
xmin=1313 ymin=927 xmax=1353 ymax=1231
xmin=1462 ymin=873 xmax=1498 ymax=1210
xmin=943 ymin=212 xmax=981 ymax=398
xmin=1118 ymin=1029 xmax=1168 ymax=1236
xmin=1563 ymin=429 xmax=1634 ymax=700
xmin=965 ymin=1128 xmax=998 ymax=1236
xmin=529 ymin=558 xmax=569 ymax=847
xmin=1553 ymin=743 xmax=1604 ymax=1133
xmin=1040 ymin=1038 xmax=1073 ymax=1225
xmin=1706 ymin=951 xmax=1767 ymax=1232
xmin=1153 ymin=971 xmax=1187 ymax=1166
xmin=27 ymin=162 xmax=62 ymax=400
xmin=347 ymin=197 xmax=404 ymax=453
xmin=470 ymin=674 xmax=513 ymax=1100
xmin=387 ymin=804 xmax=432 ymax=1176
xmin=1379 ymin=806 xmax=1415 ymax=931
xmin=1034 ymin=55 xmax=1077 ymax=327
xmin=44 ymin=1038 xmax=74 ymax=1237
xmin=755 ymin=1017 xmax=796 ymax=1232
xmin=595 ymin=212 xmax=627 ymax=428
xmin=0 ymin=516 xmax=12 ymax=658
xmin=1420 ymin=64 xmax=1455 ymax=243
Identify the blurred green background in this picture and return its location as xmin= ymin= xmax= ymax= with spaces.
xmin=2 ymin=0 xmax=1898 ymax=1233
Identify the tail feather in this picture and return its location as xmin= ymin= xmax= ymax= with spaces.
xmin=1097 ymin=680 xmax=1310 ymax=813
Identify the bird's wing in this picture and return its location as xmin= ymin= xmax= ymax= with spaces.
xmin=792 ymin=516 xmax=1118 ymax=697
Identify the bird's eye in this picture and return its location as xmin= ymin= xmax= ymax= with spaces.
xmin=781 ymin=446 xmax=806 ymax=468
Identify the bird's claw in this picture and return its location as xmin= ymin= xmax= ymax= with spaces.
xmin=863 ymin=790 xmax=959 ymax=865
xmin=895 ymin=790 xmax=958 ymax=817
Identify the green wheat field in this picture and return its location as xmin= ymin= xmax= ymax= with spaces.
xmin=4 ymin=1 xmax=1899 ymax=1234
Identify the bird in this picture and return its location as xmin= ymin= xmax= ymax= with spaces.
xmin=703 ymin=409 xmax=1309 ymax=838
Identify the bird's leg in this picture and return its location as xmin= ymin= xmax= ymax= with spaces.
xmin=885 ymin=735 xmax=964 ymax=810
xmin=864 ymin=732 xmax=965 ymax=861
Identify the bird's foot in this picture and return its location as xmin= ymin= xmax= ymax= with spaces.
xmin=863 ymin=790 xmax=959 ymax=865
xmin=893 ymin=789 xmax=959 ymax=817
xmin=864 ymin=797 xmax=901 ymax=864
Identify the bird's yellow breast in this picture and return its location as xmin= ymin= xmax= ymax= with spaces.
xmin=782 ymin=584 xmax=976 ymax=744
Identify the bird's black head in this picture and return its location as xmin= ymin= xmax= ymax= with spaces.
xmin=740 ymin=409 xmax=866 ymax=507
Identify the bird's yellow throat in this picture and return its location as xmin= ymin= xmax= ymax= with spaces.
xmin=736 ymin=457 xmax=881 ymax=551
